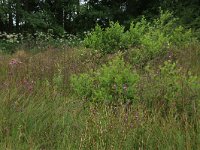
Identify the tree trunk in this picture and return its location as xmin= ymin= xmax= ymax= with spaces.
xmin=0 ymin=17 xmax=4 ymax=32
xmin=15 ymin=1 xmax=20 ymax=32
xmin=8 ymin=1 xmax=13 ymax=33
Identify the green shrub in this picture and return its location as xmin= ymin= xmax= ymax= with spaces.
xmin=21 ymin=32 xmax=81 ymax=53
xmin=83 ymin=24 xmax=104 ymax=51
xmin=142 ymin=60 xmax=200 ymax=117
xmin=102 ymin=22 xmax=129 ymax=53
xmin=128 ymin=17 xmax=150 ymax=46
xmin=70 ymin=55 xmax=140 ymax=104
xmin=0 ymin=40 xmax=18 ymax=54
xmin=130 ymin=10 xmax=196 ymax=66
xmin=0 ymin=33 xmax=21 ymax=53
xmin=84 ymin=22 xmax=129 ymax=54
xmin=139 ymin=31 xmax=169 ymax=61
xmin=84 ymin=10 xmax=195 ymax=63
xmin=170 ymin=26 xmax=194 ymax=46
xmin=70 ymin=73 xmax=94 ymax=100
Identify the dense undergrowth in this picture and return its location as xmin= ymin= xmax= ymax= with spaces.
xmin=0 ymin=11 xmax=200 ymax=149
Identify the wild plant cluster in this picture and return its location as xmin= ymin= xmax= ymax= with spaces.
xmin=0 ymin=31 xmax=82 ymax=54
xmin=84 ymin=11 xmax=195 ymax=65
xmin=0 ymin=11 xmax=200 ymax=149
xmin=71 ymin=55 xmax=140 ymax=104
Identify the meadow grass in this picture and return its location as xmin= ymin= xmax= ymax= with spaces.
xmin=0 ymin=44 xmax=200 ymax=150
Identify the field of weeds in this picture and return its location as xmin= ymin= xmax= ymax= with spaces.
xmin=0 ymin=11 xmax=200 ymax=149
xmin=0 ymin=44 xmax=200 ymax=149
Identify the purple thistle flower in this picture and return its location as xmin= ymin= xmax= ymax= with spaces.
xmin=9 ymin=59 xmax=22 ymax=66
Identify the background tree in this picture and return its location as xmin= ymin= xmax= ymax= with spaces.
xmin=0 ymin=0 xmax=199 ymax=35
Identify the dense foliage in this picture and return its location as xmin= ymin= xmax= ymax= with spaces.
xmin=84 ymin=11 xmax=195 ymax=66
xmin=0 ymin=0 xmax=200 ymax=35
xmin=71 ymin=55 xmax=139 ymax=104
xmin=0 ymin=1 xmax=200 ymax=149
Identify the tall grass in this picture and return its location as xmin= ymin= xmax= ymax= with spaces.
xmin=0 ymin=41 xmax=200 ymax=149
xmin=0 ymin=11 xmax=200 ymax=149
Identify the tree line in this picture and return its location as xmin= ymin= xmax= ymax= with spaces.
xmin=0 ymin=0 xmax=200 ymax=35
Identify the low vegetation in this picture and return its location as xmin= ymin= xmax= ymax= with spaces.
xmin=0 ymin=11 xmax=200 ymax=149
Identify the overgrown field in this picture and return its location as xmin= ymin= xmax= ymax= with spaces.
xmin=0 ymin=12 xmax=200 ymax=149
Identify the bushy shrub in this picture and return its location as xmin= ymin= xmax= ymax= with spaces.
xmin=83 ymin=24 xmax=104 ymax=51
xmin=0 ymin=32 xmax=21 ymax=53
xmin=84 ymin=10 xmax=196 ymax=67
xmin=138 ymin=31 xmax=169 ymax=63
xmin=170 ymin=26 xmax=194 ymax=46
xmin=70 ymin=55 xmax=140 ymax=104
xmin=84 ymin=22 xmax=130 ymax=54
xmin=128 ymin=17 xmax=150 ymax=46
xmin=102 ymin=22 xmax=130 ymax=53
xmin=130 ymin=10 xmax=196 ymax=66
xmin=0 ymin=31 xmax=82 ymax=53
xmin=0 ymin=40 xmax=17 ymax=54
xmin=141 ymin=60 xmax=200 ymax=117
